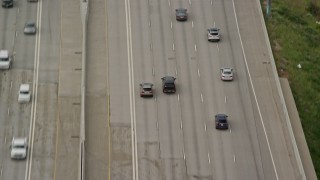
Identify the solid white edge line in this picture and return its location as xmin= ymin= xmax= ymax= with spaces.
xmin=26 ymin=0 xmax=42 ymax=180
xmin=125 ymin=0 xmax=139 ymax=179
xmin=231 ymin=0 xmax=279 ymax=179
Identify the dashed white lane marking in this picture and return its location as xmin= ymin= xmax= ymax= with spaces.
xmin=200 ymin=93 xmax=203 ymax=102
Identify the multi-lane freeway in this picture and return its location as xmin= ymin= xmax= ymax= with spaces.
xmin=86 ymin=0 xmax=310 ymax=180
xmin=0 ymin=0 xmax=316 ymax=180
xmin=0 ymin=0 xmax=60 ymax=180
xmin=85 ymin=0 xmax=309 ymax=179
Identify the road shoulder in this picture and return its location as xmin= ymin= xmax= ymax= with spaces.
xmin=280 ymin=78 xmax=317 ymax=180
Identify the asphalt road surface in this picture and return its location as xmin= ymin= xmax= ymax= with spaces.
xmin=85 ymin=0 xmax=303 ymax=180
xmin=0 ymin=1 xmax=37 ymax=179
xmin=0 ymin=0 xmax=308 ymax=180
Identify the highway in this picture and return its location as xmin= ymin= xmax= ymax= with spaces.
xmin=0 ymin=0 xmax=310 ymax=180
xmin=0 ymin=0 xmax=60 ymax=179
xmin=85 ymin=0 xmax=303 ymax=179
xmin=0 ymin=0 xmax=37 ymax=179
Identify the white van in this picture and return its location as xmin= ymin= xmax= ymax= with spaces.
xmin=0 ymin=50 xmax=11 ymax=69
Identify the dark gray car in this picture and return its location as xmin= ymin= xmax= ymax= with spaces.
xmin=175 ymin=8 xmax=187 ymax=21
xmin=2 ymin=0 xmax=13 ymax=8
xmin=161 ymin=76 xmax=176 ymax=93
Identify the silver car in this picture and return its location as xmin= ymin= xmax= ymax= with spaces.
xmin=220 ymin=68 xmax=233 ymax=81
xmin=207 ymin=28 xmax=220 ymax=42
xmin=24 ymin=22 xmax=36 ymax=35
xmin=139 ymin=83 xmax=154 ymax=97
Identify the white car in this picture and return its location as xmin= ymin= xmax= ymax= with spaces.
xmin=220 ymin=68 xmax=233 ymax=81
xmin=18 ymin=84 xmax=31 ymax=103
xmin=207 ymin=28 xmax=220 ymax=42
xmin=0 ymin=50 xmax=11 ymax=69
xmin=24 ymin=22 xmax=36 ymax=35
xmin=11 ymin=137 xmax=27 ymax=160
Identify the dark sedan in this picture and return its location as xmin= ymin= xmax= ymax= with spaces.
xmin=215 ymin=114 xmax=229 ymax=129
xmin=175 ymin=8 xmax=187 ymax=21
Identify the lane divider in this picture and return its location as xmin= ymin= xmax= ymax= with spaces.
xmin=125 ymin=0 xmax=139 ymax=179
xmin=25 ymin=0 xmax=42 ymax=179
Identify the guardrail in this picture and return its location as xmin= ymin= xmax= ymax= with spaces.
xmin=255 ymin=0 xmax=306 ymax=179
xmin=79 ymin=0 xmax=88 ymax=180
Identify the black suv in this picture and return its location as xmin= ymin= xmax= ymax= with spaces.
xmin=2 ymin=0 xmax=13 ymax=8
xmin=161 ymin=76 xmax=176 ymax=93
xmin=215 ymin=114 xmax=229 ymax=129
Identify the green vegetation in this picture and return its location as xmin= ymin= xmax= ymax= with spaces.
xmin=263 ymin=0 xmax=320 ymax=178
